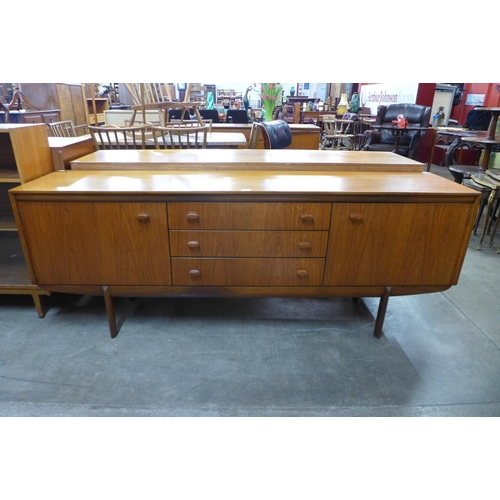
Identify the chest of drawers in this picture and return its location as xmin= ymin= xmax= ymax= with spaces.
xmin=168 ymin=202 xmax=330 ymax=286
xmin=9 ymin=168 xmax=479 ymax=338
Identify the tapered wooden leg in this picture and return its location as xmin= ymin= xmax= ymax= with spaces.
xmin=31 ymin=291 xmax=45 ymax=318
xmin=103 ymin=286 xmax=118 ymax=338
xmin=374 ymin=287 xmax=391 ymax=339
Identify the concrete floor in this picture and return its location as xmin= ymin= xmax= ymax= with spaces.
xmin=1 ymin=165 xmax=500 ymax=417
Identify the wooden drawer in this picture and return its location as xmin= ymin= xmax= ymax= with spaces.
xmin=171 ymin=258 xmax=325 ymax=286
xmin=168 ymin=202 xmax=332 ymax=230
xmin=169 ymin=230 xmax=329 ymax=257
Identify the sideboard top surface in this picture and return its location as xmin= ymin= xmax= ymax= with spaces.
xmin=70 ymin=149 xmax=425 ymax=172
xmin=10 ymin=169 xmax=479 ymax=201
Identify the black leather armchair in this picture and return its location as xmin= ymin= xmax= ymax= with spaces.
xmin=248 ymin=120 xmax=293 ymax=149
xmin=362 ymin=103 xmax=431 ymax=159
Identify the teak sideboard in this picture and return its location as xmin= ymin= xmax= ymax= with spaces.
xmin=9 ymin=153 xmax=479 ymax=338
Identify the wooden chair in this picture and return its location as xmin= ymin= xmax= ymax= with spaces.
xmin=151 ymin=123 xmax=208 ymax=149
xmin=89 ymin=125 xmax=148 ymax=150
xmin=464 ymin=170 xmax=500 ymax=249
xmin=49 ymin=120 xmax=77 ymax=137
xmin=169 ymin=118 xmax=213 ymax=132
xmin=320 ymin=116 xmax=355 ymax=150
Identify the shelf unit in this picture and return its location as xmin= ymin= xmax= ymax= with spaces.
xmin=0 ymin=123 xmax=54 ymax=316
xmin=216 ymin=89 xmax=243 ymax=108
xmin=86 ymin=98 xmax=109 ymax=125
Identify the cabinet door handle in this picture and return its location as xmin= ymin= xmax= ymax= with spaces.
xmin=296 ymin=269 xmax=309 ymax=277
xmin=189 ymin=269 xmax=201 ymax=277
xmin=298 ymin=241 xmax=311 ymax=249
xmin=186 ymin=212 xmax=199 ymax=220
xmin=349 ymin=213 xmax=363 ymax=221
xmin=136 ymin=213 xmax=150 ymax=220
xmin=187 ymin=241 xmax=200 ymax=248
xmin=301 ymin=214 xmax=314 ymax=222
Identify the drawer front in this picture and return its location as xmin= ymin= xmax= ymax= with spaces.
xmin=171 ymin=258 xmax=325 ymax=286
xmin=170 ymin=230 xmax=329 ymax=257
xmin=168 ymin=202 xmax=332 ymax=230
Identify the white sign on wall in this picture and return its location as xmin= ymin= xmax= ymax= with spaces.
xmin=465 ymin=94 xmax=485 ymax=106
xmin=359 ymin=83 xmax=419 ymax=115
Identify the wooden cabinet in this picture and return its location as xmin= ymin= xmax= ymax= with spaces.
xmin=210 ymin=124 xmax=321 ymax=150
xmin=17 ymin=201 xmax=171 ymax=286
xmin=9 ymin=168 xmax=479 ymax=337
xmin=0 ymin=110 xmax=60 ymax=125
xmin=17 ymin=83 xmax=87 ymax=133
xmin=324 ymin=202 xmax=474 ymax=287
xmin=0 ymin=124 xmax=55 ymax=316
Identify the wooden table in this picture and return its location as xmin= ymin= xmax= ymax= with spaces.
xmin=129 ymin=101 xmax=205 ymax=126
xmin=433 ymin=128 xmax=500 ymax=181
xmin=442 ymin=108 xmax=500 ymax=173
xmin=48 ymin=135 xmax=95 ymax=170
xmin=11 ymin=151 xmax=479 ymax=339
xmin=370 ymin=125 xmax=430 ymax=155
xmin=70 ymin=149 xmax=425 ymax=172
xmin=203 ymin=132 xmax=247 ymax=149
xmin=456 ymin=133 xmax=500 ymax=171
xmin=427 ymin=127 xmax=481 ymax=171
xmin=211 ymin=123 xmax=321 ymax=150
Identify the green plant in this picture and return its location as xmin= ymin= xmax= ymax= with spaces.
xmin=253 ymin=83 xmax=282 ymax=121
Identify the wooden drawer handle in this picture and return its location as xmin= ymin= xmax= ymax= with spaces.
xmin=189 ymin=269 xmax=201 ymax=277
xmin=186 ymin=212 xmax=199 ymax=220
xmin=298 ymin=242 xmax=311 ymax=249
xmin=301 ymin=214 xmax=314 ymax=222
xmin=136 ymin=213 xmax=150 ymax=220
xmin=296 ymin=269 xmax=309 ymax=277
xmin=349 ymin=213 xmax=363 ymax=221
xmin=187 ymin=241 xmax=200 ymax=248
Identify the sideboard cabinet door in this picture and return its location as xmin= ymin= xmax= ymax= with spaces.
xmin=324 ymin=202 xmax=474 ymax=287
xmin=17 ymin=201 xmax=171 ymax=286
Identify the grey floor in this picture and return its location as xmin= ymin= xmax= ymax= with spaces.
xmin=1 ymin=165 xmax=500 ymax=417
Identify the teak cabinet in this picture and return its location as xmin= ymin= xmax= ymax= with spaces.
xmin=9 ymin=167 xmax=479 ymax=338
xmin=0 ymin=123 xmax=55 ymax=315
xmin=18 ymin=83 xmax=88 ymax=133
